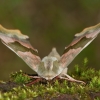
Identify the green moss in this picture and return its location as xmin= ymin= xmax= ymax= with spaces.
xmin=10 ymin=70 xmax=30 ymax=84
xmin=0 ymin=58 xmax=100 ymax=99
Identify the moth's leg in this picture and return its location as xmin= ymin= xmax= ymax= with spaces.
xmin=26 ymin=78 xmax=42 ymax=86
xmin=23 ymin=73 xmax=41 ymax=79
xmin=24 ymin=74 xmax=42 ymax=85
xmin=28 ymin=76 xmax=41 ymax=79
xmin=59 ymin=74 xmax=85 ymax=84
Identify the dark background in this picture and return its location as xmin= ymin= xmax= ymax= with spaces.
xmin=0 ymin=0 xmax=100 ymax=80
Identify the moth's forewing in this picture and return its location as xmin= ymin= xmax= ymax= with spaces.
xmin=59 ymin=23 xmax=100 ymax=69
xmin=0 ymin=25 xmax=41 ymax=72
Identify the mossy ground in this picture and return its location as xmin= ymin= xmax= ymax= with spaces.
xmin=0 ymin=58 xmax=100 ymax=100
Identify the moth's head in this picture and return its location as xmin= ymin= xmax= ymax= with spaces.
xmin=37 ymin=56 xmax=62 ymax=80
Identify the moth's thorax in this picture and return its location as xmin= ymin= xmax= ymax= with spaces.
xmin=42 ymin=56 xmax=57 ymax=70
xmin=37 ymin=56 xmax=63 ymax=80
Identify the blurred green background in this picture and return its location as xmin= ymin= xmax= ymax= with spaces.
xmin=0 ymin=0 xmax=100 ymax=80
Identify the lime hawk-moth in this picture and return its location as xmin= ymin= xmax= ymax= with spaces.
xmin=0 ymin=23 xmax=100 ymax=84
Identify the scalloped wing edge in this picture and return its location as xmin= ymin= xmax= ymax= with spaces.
xmin=0 ymin=24 xmax=38 ymax=52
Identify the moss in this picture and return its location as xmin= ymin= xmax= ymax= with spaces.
xmin=0 ymin=58 xmax=100 ymax=100
xmin=10 ymin=70 xmax=30 ymax=84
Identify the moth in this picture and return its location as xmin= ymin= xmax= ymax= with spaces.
xmin=0 ymin=23 xmax=100 ymax=84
